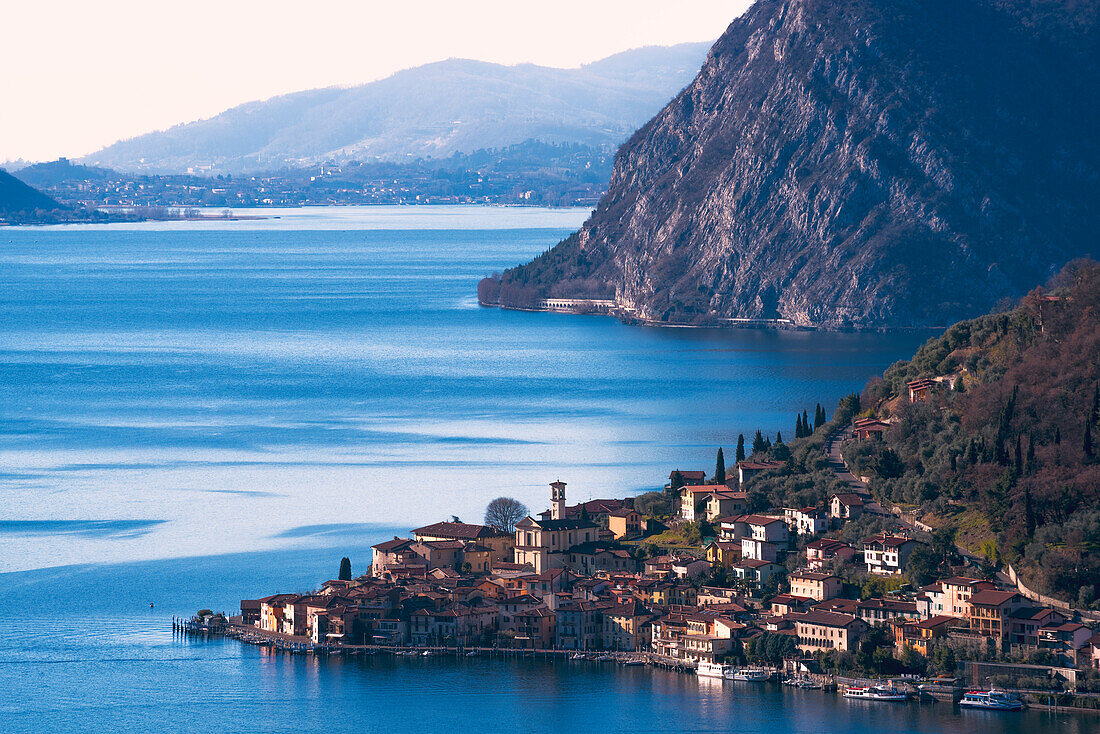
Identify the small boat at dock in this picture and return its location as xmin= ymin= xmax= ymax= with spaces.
xmin=729 ymin=668 xmax=768 ymax=682
xmin=843 ymin=685 xmax=907 ymax=701
xmin=696 ymin=661 xmax=732 ymax=679
xmin=959 ymin=689 xmax=1025 ymax=711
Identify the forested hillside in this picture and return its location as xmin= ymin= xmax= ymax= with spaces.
xmin=841 ymin=260 xmax=1100 ymax=604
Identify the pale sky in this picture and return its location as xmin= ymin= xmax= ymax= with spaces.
xmin=2 ymin=1 xmax=752 ymax=163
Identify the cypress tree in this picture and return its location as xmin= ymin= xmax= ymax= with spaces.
xmin=338 ymin=557 xmax=352 ymax=581
xmin=764 ymin=436 xmax=772 ymax=451
xmin=814 ymin=404 xmax=825 ymax=431
xmin=1023 ymin=487 xmax=1036 ymax=537
xmin=736 ymin=434 xmax=746 ymax=463
xmin=1055 ymin=426 xmax=1061 ymax=444
xmin=1014 ymin=435 xmax=1023 ymax=476
xmin=715 ymin=447 xmax=726 ymax=484
xmin=795 ymin=414 xmax=804 ymax=438
xmin=802 ymin=409 xmax=810 ymax=436
xmin=1093 ymin=383 xmax=1100 ymax=426
xmin=752 ymin=429 xmax=766 ymax=455
xmin=1086 ymin=419 xmax=1095 ymax=462
xmin=1026 ymin=434 xmax=1036 ymax=474
xmin=775 ymin=431 xmax=784 ymax=445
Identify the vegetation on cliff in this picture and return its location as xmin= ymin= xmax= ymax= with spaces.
xmin=490 ymin=0 xmax=1099 ymax=327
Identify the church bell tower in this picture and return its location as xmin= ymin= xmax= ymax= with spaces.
xmin=550 ymin=480 xmax=567 ymax=520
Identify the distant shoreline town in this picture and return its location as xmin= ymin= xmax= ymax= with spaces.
xmin=192 ymin=391 xmax=1100 ymax=713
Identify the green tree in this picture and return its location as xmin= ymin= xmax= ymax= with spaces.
xmin=906 ymin=545 xmax=940 ymax=586
xmin=736 ymin=434 xmax=746 ymax=463
xmin=752 ymin=430 xmax=767 ymax=455
xmin=715 ymin=447 xmax=726 ymax=484
xmin=795 ymin=413 xmax=805 ymax=438
xmin=669 ymin=470 xmax=685 ymax=491
xmin=875 ymin=448 xmax=905 ymax=478
xmin=1086 ymin=418 xmax=1095 ymax=462
xmin=338 ymin=556 xmax=352 ymax=581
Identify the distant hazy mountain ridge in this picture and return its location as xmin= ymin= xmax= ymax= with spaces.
xmin=83 ymin=44 xmax=711 ymax=174
xmin=492 ymin=0 xmax=1100 ymax=329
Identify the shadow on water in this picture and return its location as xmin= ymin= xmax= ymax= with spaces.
xmin=0 ymin=519 xmax=167 ymax=538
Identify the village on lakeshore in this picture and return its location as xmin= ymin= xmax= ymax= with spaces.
xmin=189 ymin=381 xmax=1100 ymax=711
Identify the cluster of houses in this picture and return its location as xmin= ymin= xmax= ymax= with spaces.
xmin=242 ymin=470 xmax=1100 ymax=674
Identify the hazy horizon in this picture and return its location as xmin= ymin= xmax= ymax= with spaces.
xmin=3 ymin=1 xmax=751 ymax=163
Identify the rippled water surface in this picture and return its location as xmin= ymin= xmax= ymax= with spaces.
xmin=1 ymin=206 xmax=1036 ymax=732
xmin=0 ymin=206 xmax=928 ymax=571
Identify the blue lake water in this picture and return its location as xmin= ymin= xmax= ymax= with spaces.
xmin=3 ymin=205 xmax=1074 ymax=732
xmin=0 ymin=206 xmax=928 ymax=572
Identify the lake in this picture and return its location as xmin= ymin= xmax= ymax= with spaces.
xmin=0 ymin=206 xmax=926 ymax=573
xmin=4 ymin=205 xmax=1072 ymax=733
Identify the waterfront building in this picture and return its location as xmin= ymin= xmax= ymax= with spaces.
xmin=791 ymin=610 xmax=868 ymax=653
xmin=512 ymin=606 xmax=556 ymax=649
xmin=555 ymin=600 xmax=610 ymax=650
xmin=603 ymin=598 xmax=655 ymax=651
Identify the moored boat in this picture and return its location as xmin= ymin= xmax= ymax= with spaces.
xmin=843 ymin=685 xmax=907 ymax=701
xmin=696 ymin=661 xmax=733 ymax=679
xmin=959 ymin=689 xmax=1025 ymax=711
xmin=728 ymin=668 xmax=769 ymax=681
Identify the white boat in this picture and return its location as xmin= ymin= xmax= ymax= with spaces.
xmin=696 ymin=661 xmax=733 ymax=679
xmin=959 ymin=689 xmax=1025 ymax=711
xmin=844 ymin=685 xmax=907 ymax=701
xmin=728 ymin=668 xmax=769 ymax=681
xmin=621 ymin=659 xmax=646 ymax=667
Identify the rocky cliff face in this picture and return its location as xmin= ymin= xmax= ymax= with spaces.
xmin=493 ymin=0 xmax=1099 ymax=328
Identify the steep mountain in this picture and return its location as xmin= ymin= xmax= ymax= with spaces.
xmin=491 ymin=0 xmax=1100 ymax=329
xmin=82 ymin=43 xmax=711 ymax=174
xmin=0 ymin=169 xmax=60 ymax=213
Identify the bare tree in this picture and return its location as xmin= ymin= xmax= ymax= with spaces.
xmin=484 ymin=497 xmax=528 ymax=533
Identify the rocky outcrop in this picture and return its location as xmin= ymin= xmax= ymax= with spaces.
xmin=491 ymin=0 xmax=1099 ymax=328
